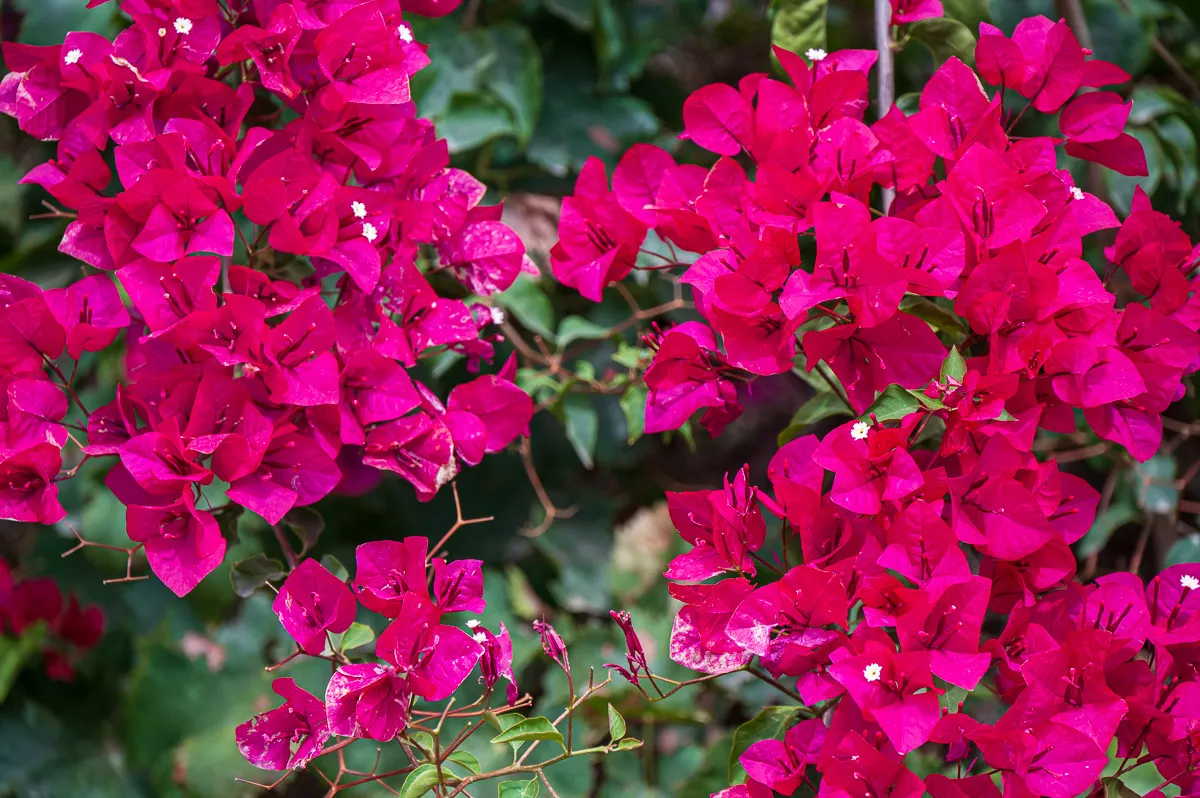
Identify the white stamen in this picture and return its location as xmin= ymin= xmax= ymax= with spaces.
xmin=851 ymin=421 xmax=871 ymax=441
xmin=361 ymin=222 xmax=378 ymax=242
xmin=351 ymin=200 xmax=367 ymax=219
xmin=64 ymin=49 xmax=83 ymax=65
xmin=806 ymin=48 xmax=827 ymax=61
xmin=173 ymin=17 xmax=193 ymax=35
xmin=473 ymin=632 xmax=487 ymax=643
xmin=1182 ymin=574 xmax=1200 ymax=591
xmin=863 ymin=663 xmax=883 ymax=682
xmin=158 ymin=27 xmax=167 ymax=37
xmin=1070 ymin=186 xmax=1085 ymax=201
xmin=466 ymin=619 xmax=481 ymax=628
xmin=397 ymin=25 xmax=413 ymax=43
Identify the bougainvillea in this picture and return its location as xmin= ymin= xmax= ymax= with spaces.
xmin=0 ymin=0 xmax=536 ymax=599
xmin=549 ymin=8 xmax=1200 ymax=798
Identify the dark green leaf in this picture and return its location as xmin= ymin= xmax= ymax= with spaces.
xmin=910 ymin=17 xmax=978 ymax=66
xmin=543 ymin=0 xmax=592 ymax=31
xmin=728 ymin=706 xmax=803 ymax=782
xmin=771 ymin=0 xmax=827 ymax=60
xmin=941 ymin=0 xmax=990 ymax=31
xmin=497 ymin=276 xmax=556 ymax=341
xmin=619 ymin=383 xmax=647 ymax=444
xmin=1102 ymin=776 xmax=1141 ymax=798
xmin=498 ymin=779 xmax=541 ymax=798
xmin=861 ymin=384 xmax=921 ymax=422
xmin=399 ymin=763 xmax=441 ymax=798
xmin=282 ymin=507 xmax=324 ymax=556
xmin=794 ymin=392 xmax=852 ymax=427
xmin=320 ymin=554 xmax=349 ymax=582
xmin=940 ymin=347 xmax=967 ymax=383
xmin=438 ymin=93 xmax=516 ymax=153
xmin=0 ymin=623 xmax=46 ymax=703
xmin=1166 ymin=534 xmax=1200 ymax=566
xmin=1075 ymin=503 xmax=1141 ymax=558
xmin=557 ymin=316 xmax=610 ymax=349
xmin=491 ymin=716 xmax=565 ymax=749
xmin=484 ymin=24 xmax=543 ymax=146
xmin=230 ymin=554 xmax=285 ymax=598
xmin=900 ymin=296 xmax=967 ymax=339
xmin=562 ymin=394 xmax=598 ymax=469
xmin=607 ymin=704 xmax=627 ymax=740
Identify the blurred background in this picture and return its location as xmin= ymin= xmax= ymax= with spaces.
xmin=1 ymin=0 xmax=1200 ymax=795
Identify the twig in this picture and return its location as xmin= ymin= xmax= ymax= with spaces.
xmin=426 ymin=481 xmax=494 ymax=560
xmin=518 ymin=436 xmax=577 ymax=538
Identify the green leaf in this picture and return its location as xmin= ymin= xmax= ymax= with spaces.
xmin=1134 ymin=455 xmax=1178 ymax=515
xmin=941 ymin=0 xmax=990 ymax=31
xmin=770 ymin=0 xmax=827 ymax=60
xmin=407 ymin=731 xmax=435 ymax=757
xmin=230 ymin=554 xmax=285 ymax=598
xmin=446 ymin=751 xmax=482 ymax=776
xmin=612 ymin=342 xmax=649 ymax=369
xmin=619 ymin=383 xmax=647 ymax=444
xmin=399 ymin=763 xmax=442 ymax=798
xmin=1166 ymin=534 xmax=1200 ymax=566
xmin=438 ymin=93 xmax=516 ymax=153
xmin=282 ymin=506 xmax=324 ymax=556
xmin=910 ymin=17 xmax=978 ymax=66
xmin=1075 ymin=503 xmax=1141 ymax=558
xmin=484 ymin=24 xmax=543 ymax=146
xmin=562 ymin=394 xmax=598 ymax=469
xmin=900 ymin=296 xmax=967 ymax=339
xmin=861 ymin=384 xmax=921 ymax=422
xmin=497 ymin=276 xmax=556 ymax=341
xmin=940 ymin=347 xmax=967 ymax=383
xmin=338 ymin=623 xmax=376 ymax=653
xmin=498 ymin=779 xmax=541 ymax=798
xmin=728 ymin=706 xmax=803 ymax=782
xmin=543 ymin=0 xmax=592 ymax=30
xmin=557 ymin=316 xmax=611 ymax=349
xmin=484 ymin=711 xmax=526 ymax=756
xmin=938 ymin=683 xmax=969 ymax=714
xmin=614 ymin=737 xmax=643 ymax=751
xmin=320 ymin=554 xmax=349 ymax=582
xmin=0 ymin=622 xmax=47 ymax=703
xmin=1102 ymin=776 xmax=1141 ymax=798
xmin=491 ymin=716 xmax=566 ymax=749
xmin=778 ymin=392 xmax=851 ymax=445
xmin=607 ymin=704 xmax=627 ymax=741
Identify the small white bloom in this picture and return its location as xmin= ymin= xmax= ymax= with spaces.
xmin=397 ymin=24 xmax=413 ymax=43
xmin=1182 ymin=574 xmax=1200 ymax=591
xmin=851 ymin=421 xmax=871 ymax=441
xmin=63 ymin=49 xmax=83 ymax=65
xmin=805 ymin=48 xmax=827 ymax=61
xmin=491 ymin=306 xmax=506 ymax=325
xmin=158 ymin=27 xmax=167 ymax=37
xmin=361 ymin=222 xmax=378 ymax=242
xmin=173 ymin=17 xmax=193 ymax=35
xmin=1070 ymin=186 xmax=1085 ymax=201
xmin=466 ymin=619 xmax=481 ymax=628
xmin=863 ymin=663 xmax=883 ymax=683
xmin=473 ymin=632 xmax=488 ymax=643
xmin=351 ymin=200 xmax=367 ymax=219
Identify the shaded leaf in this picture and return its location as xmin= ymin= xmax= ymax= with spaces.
xmin=1167 ymin=534 xmax=1200 ymax=566
xmin=911 ymin=17 xmax=978 ymax=65
xmin=1076 ymin=503 xmax=1141 ymax=558
xmin=230 ymin=554 xmax=285 ymax=598
xmin=485 ymin=23 xmax=544 ymax=146
xmin=619 ymin=383 xmax=647 ymax=444
xmin=497 ymin=276 xmax=556 ymax=341
xmin=557 ymin=316 xmax=610 ymax=349
xmin=728 ymin=706 xmax=803 ymax=782
xmin=282 ymin=507 xmax=324 ymax=556
xmin=562 ymin=394 xmax=598 ymax=469
xmin=771 ymin=0 xmax=827 ymax=59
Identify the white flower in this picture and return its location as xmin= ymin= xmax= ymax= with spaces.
xmin=158 ymin=27 xmax=167 ymax=37
xmin=173 ymin=17 xmax=193 ymax=35
xmin=863 ymin=663 xmax=883 ymax=683
xmin=473 ymin=632 xmax=487 ymax=643
xmin=397 ymin=24 xmax=413 ymax=43
xmin=1070 ymin=186 xmax=1085 ymax=201
xmin=351 ymin=200 xmax=367 ymax=219
xmin=1182 ymin=574 xmax=1200 ymax=591
xmin=466 ymin=619 xmax=481 ymax=628
xmin=361 ymin=222 xmax=378 ymax=242
xmin=63 ymin=49 xmax=83 ymax=65
xmin=491 ymin=307 xmax=506 ymax=325
xmin=806 ymin=48 xmax=827 ymax=61
xmin=851 ymin=421 xmax=871 ymax=441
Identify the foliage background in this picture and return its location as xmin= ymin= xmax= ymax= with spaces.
xmin=1 ymin=0 xmax=1200 ymax=795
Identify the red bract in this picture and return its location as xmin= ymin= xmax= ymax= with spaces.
xmin=0 ymin=0 xmax=535 ymax=602
xmin=540 ymin=14 xmax=1200 ymax=798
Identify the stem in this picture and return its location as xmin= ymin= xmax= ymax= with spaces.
xmin=874 ymin=0 xmax=895 ymax=214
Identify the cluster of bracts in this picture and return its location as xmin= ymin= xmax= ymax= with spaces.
xmin=0 ymin=559 xmax=105 ymax=682
xmin=234 ymin=537 xmax=517 ymax=771
xmin=550 ymin=6 xmax=1200 ymax=798
xmin=0 ymin=0 xmax=534 ymax=601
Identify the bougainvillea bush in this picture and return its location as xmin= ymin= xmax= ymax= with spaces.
xmin=546 ymin=5 xmax=1200 ymax=798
